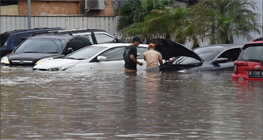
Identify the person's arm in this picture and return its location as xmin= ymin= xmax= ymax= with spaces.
xmin=130 ymin=55 xmax=143 ymax=66
xmin=143 ymin=54 xmax=146 ymax=61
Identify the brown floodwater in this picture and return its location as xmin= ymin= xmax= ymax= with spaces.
xmin=1 ymin=66 xmax=262 ymax=140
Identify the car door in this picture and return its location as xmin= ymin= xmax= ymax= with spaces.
xmin=212 ymin=48 xmax=241 ymax=71
xmin=93 ymin=47 xmax=126 ymax=71
xmin=93 ymin=46 xmax=148 ymax=71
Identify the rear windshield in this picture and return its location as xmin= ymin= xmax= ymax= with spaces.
xmin=15 ymin=39 xmax=63 ymax=53
xmin=238 ymin=46 xmax=263 ymax=61
xmin=0 ymin=33 xmax=11 ymax=46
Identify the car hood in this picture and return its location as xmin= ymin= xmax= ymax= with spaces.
xmin=33 ymin=58 xmax=80 ymax=69
xmin=147 ymin=39 xmax=203 ymax=62
xmin=8 ymin=53 xmax=63 ymax=61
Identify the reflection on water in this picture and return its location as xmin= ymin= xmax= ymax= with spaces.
xmin=1 ymin=67 xmax=262 ymax=139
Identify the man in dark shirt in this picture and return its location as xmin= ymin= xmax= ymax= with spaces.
xmin=123 ymin=36 xmax=143 ymax=72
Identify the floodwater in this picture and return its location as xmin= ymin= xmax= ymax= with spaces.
xmin=1 ymin=67 xmax=262 ymax=140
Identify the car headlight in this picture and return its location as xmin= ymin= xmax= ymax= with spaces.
xmin=47 ymin=65 xmax=74 ymax=71
xmin=1 ymin=57 xmax=10 ymax=64
xmin=35 ymin=57 xmax=54 ymax=65
xmin=178 ymin=69 xmax=187 ymax=73
xmin=48 ymin=67 xmax=60 ymax=71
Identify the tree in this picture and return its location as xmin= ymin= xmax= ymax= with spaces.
xmin=190 ymin=0 xmax=262 ymax=44
xmin=117 ymin=0 xmax=174 ymax=31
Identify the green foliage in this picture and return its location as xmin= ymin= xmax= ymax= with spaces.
xmin=189 ymin=0 xmax=262 ymax=44
xmin=117 ymin=0 xmax=174 ymax=31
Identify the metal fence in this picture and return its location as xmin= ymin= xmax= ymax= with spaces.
xmin=0 ymin=15 xmax=121 ymax=34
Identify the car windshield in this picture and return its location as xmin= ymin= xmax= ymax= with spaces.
xmin=15 ymin=39 xmax=63 ymax=53
xmin=66 ymin=46 xmax=106 ymax=59
xmin=173 ymin=48 xmax=219 ymax=64
xmin=239 ymin=46 xmax=263 ymax=61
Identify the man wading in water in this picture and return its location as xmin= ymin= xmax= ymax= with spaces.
xmin=143 ymin=43 xmax=164 ymax=73
xmin=123 ymin=36 xmax=143 ymax=72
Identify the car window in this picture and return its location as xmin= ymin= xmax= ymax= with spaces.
xmin=99 ymin=47 xmax=124 ymax=61
xmin=137 ymin=47 xmax=148 ymax=59
xmin=14 ymin=33 xmax=32 ymax=46
xmin=218 ymin=48 xmax=241 ymax=62
xmin=95 ymin=34 xmax=114 ymax=44
xmin=15 ymin=39 xmax=62 ymax=53
xmin=84 ymin=35 xmax=94 ymax=44
xmin=74 ymin=36 xmax=92 ymax=46
xmin=66 ymin=46 xmax=106 ymax=59
xmin=239 ymin=46 xmax=263 ymax=61
xmin=1 ymin=33 xmax=11 ymax=46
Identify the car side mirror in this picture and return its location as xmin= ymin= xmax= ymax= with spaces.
xmin=213 ymin=58 xmax=228 ymax=63
xmin=97 ymin=56 xmax=107 ymax=61
xmin=137 ymin=53 xmax=140 ymax=56
xmin=66 ymin=47 xmax=73 ymax=54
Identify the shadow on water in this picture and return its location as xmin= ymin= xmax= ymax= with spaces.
xmin=1 ymin=66 xmax=262 ymax=139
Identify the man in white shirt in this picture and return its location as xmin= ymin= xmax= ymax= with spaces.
xmin=143 ymin=43 xmax=164 ymax=73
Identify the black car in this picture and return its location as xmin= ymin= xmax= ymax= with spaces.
xmin=148 ymin=39 xmax=243 ymax=72
xmin=1 ymin=34 xmax=92 ymax=66
xmin=0 ymin=27 xmax=65 ymax=57
xmin=50 ymin=28 xmax=120 ymax=44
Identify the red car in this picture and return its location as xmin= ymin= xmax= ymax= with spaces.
xmin=232 ymin=41 xmax=263 ymax=81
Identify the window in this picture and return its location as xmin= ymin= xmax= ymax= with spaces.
xmin=66 ymin=46 xmax=106 ymax=59
xmin=15 ymin=39 xmax=62 ymax=53
xmin=99 ymin=47 xmax=125 ymax=61
xmin=95 ymin=34 xmax=114 ymax=44
xmin=137 ymin=47 xmax=148 ymax=59
xmin=218 ymin=48 xmax=241 ymax=62
xmin=240 ymin=46 xmax=263 ymax=61
xmin=14 ymin=33 xmax=32 ymax=46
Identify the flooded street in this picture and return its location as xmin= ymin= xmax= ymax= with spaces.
xmin=1 ymin=67 xmax=262 ymax=140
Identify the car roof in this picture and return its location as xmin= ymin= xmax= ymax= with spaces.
xmin=30 ymin=34 xmax=73 ymax=39
xmin=2 ymin=27 xmax=64 ymax=35
xmin=89 ymin=43 xmax=148 ymax=48
xmin=248 ymin=41 xmax=263 ymax=44
xmin=50 ymin=28 xmax=107 ymax=34
xmin=195 ymin=44 xmax=243 ymax=51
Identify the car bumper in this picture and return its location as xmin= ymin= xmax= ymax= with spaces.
xmin=232 ymin=74 xmax=263 ymax=81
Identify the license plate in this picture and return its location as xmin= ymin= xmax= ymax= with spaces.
xmin=248 ymin=70 xmax=263 ymax=78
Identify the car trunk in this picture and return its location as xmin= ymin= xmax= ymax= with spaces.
xmin=147 ymin=39 xmax=203 ymax=71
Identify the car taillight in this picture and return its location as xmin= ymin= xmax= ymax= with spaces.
xmin=234 ymin=61 xmax=248 ymax=74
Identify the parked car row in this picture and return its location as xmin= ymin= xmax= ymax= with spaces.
xmin=1 ymin=28 xmax=262 ymax=81
xmin=0 ymin=28 xmax=120 ymax=66
xmin=0 ymin=27 xmax=65 ymax=57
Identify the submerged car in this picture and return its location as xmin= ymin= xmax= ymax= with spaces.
xmin=232 ymin=41 xmax=263 ymax=81
xmin=153 ymin=41 xmax=242 ymax=73
xmin=33 ymin=43 xmax=149 ymax=71
xmin=1 ymin=34 xmax=92 ymax=66
xmin=0 ymin=27 xmax=65 ymax=57
xmin=33 ymin=40 xmax=201 ymax=72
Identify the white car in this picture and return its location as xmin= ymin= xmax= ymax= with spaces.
xmin=33 ymin=43 xmax=149 ymax=72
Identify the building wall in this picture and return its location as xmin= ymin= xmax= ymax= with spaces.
xmin=0 ymin=15 xmax=121 ymax=35
xmin=0 ymin=5 xmax=19 ymax=15
xmin=18 ymin=1 xmax=82 ymax=16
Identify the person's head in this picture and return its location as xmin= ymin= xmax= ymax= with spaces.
xmin=148 ymin=43 xmax=155 ymax=50
xmin=132 ymin=36 xmax=143 ymax=47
